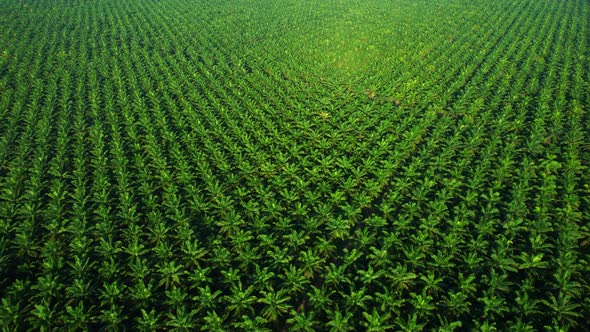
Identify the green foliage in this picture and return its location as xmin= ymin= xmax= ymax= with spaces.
xmin=0 ymin=0 xmax=589 ymax=330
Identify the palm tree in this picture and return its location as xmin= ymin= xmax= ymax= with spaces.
xmin=166 ymin=306 xmax=197 ymax=331
xmin=224 ymin=281 xmax=257 ymax=316
xmin=286 ymin=309 xmax=317 ymax=332
xmin=282 ymin=264 xmax=310 ymax=296
xmin=410 ymin=291 xmax=435 ymax=319
xmin=394 ymin=313 xmax=426 ymax=332
xmin=357 ymin=265 xmax=385 ymax=288
xmin=540 ymin=293 xmax=582 ymax=328
xmin=325 ymin=263 xmax=351 ymax=287
xmin=221 ymin=267 xmax=241 ymax=286
xmin=257 ymin=287 xmax=292 ymax=323
xmin=298 ymin=248 xmax=324 ymax=279
xmin=201 ymin=310 xmax=226 ymax=332
xmin=419 ymin=271 xmax=444 ymax=296
xmin=362 ymin=308 xmax=393 ymax=331
xmin=136 ymin=308 xmax=161 ymax=331
xmin=342 ymin=285 xmax=373 ymax=311
xmin=316 ymin=237 xmax=337 ymax=258
xmin=157 ymin=260 xmax=184 ymax=289
xmin=193 ymin=285 xmax=222 ymax=313
xmin=326 ymin=216 xmax=351 ymax=241
xmin=387 ymin=264 xmax=417 ymax=292
xmin=231 ymin=315 xmax=271 ymax=331
xmin=375 ymin=288 xmax=405 ymax=314
xmin=326 ymin=310 xmax=354 ymax=332
xmin=368 ymin=245 xmax=391 ymax=268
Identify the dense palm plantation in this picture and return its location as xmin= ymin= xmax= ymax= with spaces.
xmin=0 ymin=0 xmax=589 ymax=330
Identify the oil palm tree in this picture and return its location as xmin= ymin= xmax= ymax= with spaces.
xmin=224 ymin=281 xmax=257 ymax=316
xmin=326 ymin=310 xmax=354 ymax=332
xmin=258 ymin=287 xmax=292 ymax=323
